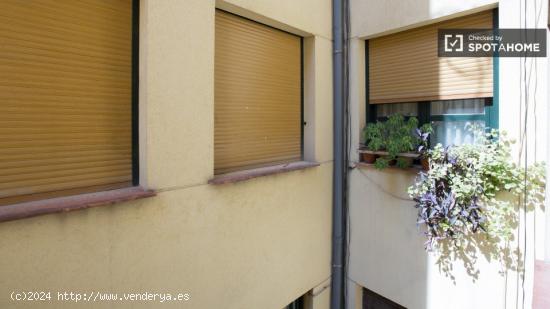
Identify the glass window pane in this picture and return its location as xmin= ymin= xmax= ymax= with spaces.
xmin=431 ymin=99 xmax=485 ymax=115
xmin=376 ymin=102 xmax=418 ymax=117
xmin=431 ymin=120 xmax=485 ymax=146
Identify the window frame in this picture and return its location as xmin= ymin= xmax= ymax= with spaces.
xmin=285 ymin=295 xmax=304 ymax=309
xmin=367 ymin=98 xmax=494 ymax=127
xmin=131 ymin=0 xmax=140 ymax=186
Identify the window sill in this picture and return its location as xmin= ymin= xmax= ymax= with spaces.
xmin=355 ymin=162 xmax=422 ymax=174
xmin=0 ymin=187 xmax=156 ymax=223
xmin=358 ymin=149 xmax=421 ymax=158
xmin=208 ymin=161 xmax=320 ymax=185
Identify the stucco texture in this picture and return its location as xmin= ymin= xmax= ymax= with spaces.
xmin=0 ymin=1 xmax=333 ymax=308
xmin=348 ymin=1 xmax=549 ymax=308
xmin=350 ymin=0 xmax=497 ymax=38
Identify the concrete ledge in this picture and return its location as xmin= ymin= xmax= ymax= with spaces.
xmin=354 ymin=162 xmax=422 ymax=174
xmin=209 ymin=161 xmax=320 ymax=185
xmin=0 ymin=187 xmax=156 ymax=223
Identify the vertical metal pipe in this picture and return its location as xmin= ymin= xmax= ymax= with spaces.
xmin=331 ymin=0 xmax=345 ymax=308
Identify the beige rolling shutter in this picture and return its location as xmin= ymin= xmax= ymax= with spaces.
xmin=369 ymin=10 xmax=493 ymax=104
xmin=214 ymin=10 xmax=302 ymax=174
xmin=0 ymin=0 xmax=133 ymax=205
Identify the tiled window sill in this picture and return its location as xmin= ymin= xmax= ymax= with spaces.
xmin=208 ymin=161 xmax=320 ymax=185
xmin=0 ymin=187 xmax=156 ymax=223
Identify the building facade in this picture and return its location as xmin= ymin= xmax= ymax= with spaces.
xmin=348 ymin=0 xmax=548 ymax=308
xmin=0 ymin=1 xmax=334 ymax=308
xmin=1 ymin=1 xmax=549 ymax=309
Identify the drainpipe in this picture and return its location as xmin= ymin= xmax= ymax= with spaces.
xmin=331 ymin=0 xmax=346 ymax=308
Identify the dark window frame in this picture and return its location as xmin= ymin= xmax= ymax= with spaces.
xmin=131 ymin=0 xmax=140 ymax=185
xmin=285 ymin=295 xmax=304 ymax=309
xmin=367 ymin=98 xmax=493 ymax=126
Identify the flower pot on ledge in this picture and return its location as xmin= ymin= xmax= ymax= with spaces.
xmin=358 ymin=149 xmax=420 ymax=167
xmin=421 ymin=158 xmax=430 ymax=171
xmin=361 ymin=152 xmax=377 ymax=164
xmin=397 ymin=156 xmax=414 ymax=168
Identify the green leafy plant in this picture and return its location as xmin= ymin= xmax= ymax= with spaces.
xmin=363 ymin=122 xmax=385 ymax=151
xmin=396 ymin=157 xmax=411 ymax=169
xmin=374 ymin=157 xmax=390 ymax=169
xmin=362 ymin=114 xmax=433 ymax=169
xmin=408 ymin=128 xmax=546 ymax=252
xmin=384 ymin=114 xmax=418 ymax=158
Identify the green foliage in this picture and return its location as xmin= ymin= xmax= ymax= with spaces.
xmin=420 ymin=123 xmax=434 ymax=134
xmin=408 ymin=128 xmax=546 ymax=255
xmin=396 ymin=157 xmax=412 ymax=169
xmin=384 ymin=114 xmax=418 ymax=157
xmin=374 ymin=157 xmax=390 ymax=169
xmin=363 ymin=122 xmax=385 ymax=151
xmin=362 ymin=114 xmax=433 ymax=169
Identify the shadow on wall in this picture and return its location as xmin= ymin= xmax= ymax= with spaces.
xmin=435 ymin=186 xmax=544 ymax=284
xmin=435 ymin=225 xmax=523 ymax=284
xmin=350 ymin=3 xmax=517 ymax=307
xmin=349 ymin=169 xmax=526 ymax=309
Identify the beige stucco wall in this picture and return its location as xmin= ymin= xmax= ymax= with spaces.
xmin=350 ymin=0 xmax=498 ymax=39
xmin=0 ymin=1 xmax=333 ymax=308
xmin=348 ymin=0 xmax=548 ymax=308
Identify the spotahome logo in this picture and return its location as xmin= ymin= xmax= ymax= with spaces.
xmin=438 ymin=29 xmax=546 ymax=57
xmin=444 ymin=34 xmax=463 ymax=52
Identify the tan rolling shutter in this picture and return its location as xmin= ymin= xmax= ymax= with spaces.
xmin=214 ymin=10 xmax=302 ymax=174
xmin=369 ymin=10 xmax=493 ymax=104
xmin=0 ymin=0 xmax=133 ymax=205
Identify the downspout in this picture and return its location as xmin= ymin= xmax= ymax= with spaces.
xmin=331 ymin=0 xmax=346 ymax=308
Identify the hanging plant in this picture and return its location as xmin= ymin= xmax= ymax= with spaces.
xmin=408 ymin=128 xmax=546 ymax=251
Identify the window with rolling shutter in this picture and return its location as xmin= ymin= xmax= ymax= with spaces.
xmin=365 ymin=10 xmax=498 ymax=148
xmin=368 ymin=10 xmax=493 ymax=104
xmin=0 ymin=0 xmax=136 ymax=206
xmin=214 ymin=10 xmax=302 ymax=175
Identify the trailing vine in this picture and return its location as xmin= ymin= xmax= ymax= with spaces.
xmin=408 ymin=129 xmax=546 ymax=252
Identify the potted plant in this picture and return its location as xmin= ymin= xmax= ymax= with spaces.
xmin=361 ymin=114 xmax=433 ymax=169
xmin=383 ymin=114 xmax=419 ymax=168
xmin=361 ymin=122 xmax=384 ymax=164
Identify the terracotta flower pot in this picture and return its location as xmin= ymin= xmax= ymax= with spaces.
xmin=421 ymin=158 xmax=430 ymax=171
xmin=361 ymin=152 xmax=377 ymax=164
xmin=384 ymin=156 xmax=397 ymax=166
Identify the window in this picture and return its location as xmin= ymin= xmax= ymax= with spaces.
xmin=214 ymin=10 xmax=303 ymax=175
xmin=430 ymin=99 xmax=486 ymax=145
xmin=0 ymin=0 xmax=138 ymax=206
xmin=368 ymin=98 xmax=495 ymax=147
xmin=365 ymin=9 xmax=498 ymax=147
